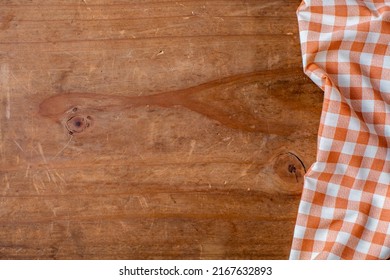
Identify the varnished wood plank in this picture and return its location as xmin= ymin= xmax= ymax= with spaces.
xmin=0 ymin=0 xmax=323 ymax=259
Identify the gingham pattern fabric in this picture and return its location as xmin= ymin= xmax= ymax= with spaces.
xmin=290 ymin=0 xmax=390 ymax=259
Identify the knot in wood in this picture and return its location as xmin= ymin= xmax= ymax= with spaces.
xmin=272 ymin=152 xmax=306 ymax=194
xmin=288 ymin=164 xmax=297 ymax=174
xmin=66 ymin=115 xmax=92 ymax=134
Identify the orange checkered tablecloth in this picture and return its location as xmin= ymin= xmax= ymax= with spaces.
xmin=290 ymin=0 xmax=390 ymax=259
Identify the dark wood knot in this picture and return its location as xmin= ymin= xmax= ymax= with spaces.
xmin=66 ymin=115 xmax=92 ymax=134
xmin=272 ymin=152 xmax=306 ymax=193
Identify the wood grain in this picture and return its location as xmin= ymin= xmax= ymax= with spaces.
xmin=0 ymin=0 xmax=323 ymax=259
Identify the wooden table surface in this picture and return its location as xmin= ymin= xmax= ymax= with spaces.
xmin=0 ymin=0 xmax=323 ymax=259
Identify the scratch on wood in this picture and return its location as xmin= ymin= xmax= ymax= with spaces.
xmin=54 ymin=135 xmax=73 ymax=158
xmin=149 ymin=217 xmax=155 ymax=230
xmin=37 ymin=142 xmax=48 ymax=164
xmin=54 ymin=170 xmax=67 ymax=184
xmin=45 ymin=170 xmax=52 ymax=182
xmin=10 ymin=71 xmax=29 ymax=93
xmin=43 ymin=200 xmax=58 ymax=217
xmin=199 ymin=244 xmax=204 ymax=258
xmin=3 ymin=174 xmax=10 ymax=194
xmin=164 ymin=222 xmax=168 ymax=240
xmin=36 ymin=142 xmax=64 ymax=193
xmin=32 ymin=175 xmax=41 ymax=194
xmin=50 ymin=170 xmax=57 ymax=183
xmin=25 ymin=164 xmax=30 ymax=178
xmin=187 ymin=139 xmax=196 ymax=161
xmin=0 ymin=64 xmax=10 ymax=119
xmin=13 ymin=140 xmax=24 ymax=152
xmin=136 ymin=196 xmax=149 ymax=209
xmin=50 ymin=171 xmax=63 ymax=194
xmin=66 ymin=221 xmax=70 ymax=237
xmin=5 ymin=90 xmax=10 ymax=120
